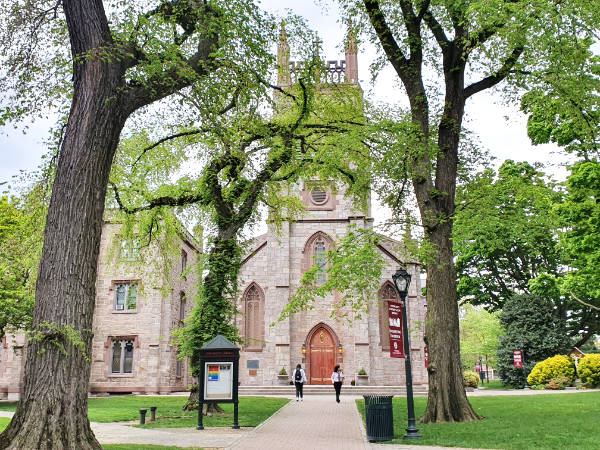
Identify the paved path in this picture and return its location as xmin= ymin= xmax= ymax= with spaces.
xmin=232 ymin=394 xmax=368 ymax=450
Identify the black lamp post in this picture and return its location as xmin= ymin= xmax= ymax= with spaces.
xmin=392 ymin=267 xmax=421 ymax=439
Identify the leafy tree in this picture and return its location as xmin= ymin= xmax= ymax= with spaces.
xmin=522 ymin=46 xmax=600 ymax=160
xmin=552 ymin=161 xmax=600 ymax=324
xmin=497 ymin=294 xmax=571 ymax=388
xmin=0 ymin=1 xmax=276 ymax=448
xmin=107 ymin=27 xmax=370 ymax=411
xmin=454 ymin=160 xmax=600 ymax=346
xmin=0 ymin=197 xmax=35 ymax=338
xmin=334 ymin=0 xmax=599 ymax=423
xmin=0 ymin=177 xmax=49 ymax=340
xmin=454 ymin=160 xmax=562 ymax=309
xmin=459 ymin=304 xmax=502 ymax=371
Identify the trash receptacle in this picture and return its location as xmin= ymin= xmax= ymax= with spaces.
xmin=363 ymin=395 xmax=394 ymax=442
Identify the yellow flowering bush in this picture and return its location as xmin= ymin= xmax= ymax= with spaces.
xmin=463 ymin=370 xmax=480 ymax=388
xmin=578 ymin=354 xmax=600 ymax=387
xmin=527 ymin=355 xmax=576 ymax=386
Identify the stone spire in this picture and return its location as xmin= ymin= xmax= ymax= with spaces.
xmin=345 ymin=25 xmax=358 ymax=84
xmin=277 ymin=22 xmax=291 ymax=86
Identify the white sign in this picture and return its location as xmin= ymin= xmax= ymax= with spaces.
xmin=204 ymin=362 xmax=233 ymax=400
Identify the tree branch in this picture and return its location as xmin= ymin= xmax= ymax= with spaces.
xmin=569 ymin=291 xmax=600 ymax=311
xmin=363 ymin=0 xmax=410 ymax=76
xmin=464 ymin=46 xmax=524 ymax=99
xmin=131 ymin=129 xmax=205 ymax=169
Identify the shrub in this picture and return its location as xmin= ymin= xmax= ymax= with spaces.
xmin=578 ymin=354 xmax=600 ymax=387
xmin=357 ymin=368 xmax=367 ymax=376
xmin=463 ymin=370 xmax=480 ymax=388
xmin=278 ymin=367 xmax=287 ymax=376
xmin=496 ymin=294 xmax=571 ymax=388
xmin=527 ymin=355 xmax=576 ymax=386
xmin=545 ymin=375 xmax=571 ymax=390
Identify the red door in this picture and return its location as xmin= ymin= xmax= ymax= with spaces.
xmin=309 ymin=328 xmax=335 ymax=384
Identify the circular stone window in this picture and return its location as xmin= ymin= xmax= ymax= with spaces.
xmin=310 ymin=190 xmax=328 ymax=205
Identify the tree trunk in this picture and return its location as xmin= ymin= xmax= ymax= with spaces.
xmin=419 ymin=76 xmax=481 ymax=423
xmin=420 ymin=222 xmax=482 ymax=423
xmin=0 ymin=3 xmax=127 ymax=448
xmin=183 ymin=387 xmax=199 ymax=411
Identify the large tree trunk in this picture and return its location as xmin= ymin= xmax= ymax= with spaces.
xmin=0 ymin=2 xmax=127 ymax=448
xmin=418 ymin=76 xmax=481 ymax=423
xmin=420 ymin=223 xmax=482 ymax=423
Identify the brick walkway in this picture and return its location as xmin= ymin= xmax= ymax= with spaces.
xmin=232 ymin=394 xmax=369 ymax=450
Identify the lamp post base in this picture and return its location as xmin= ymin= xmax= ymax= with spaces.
xmin=403 ymin=426 xmax=422 ymax=439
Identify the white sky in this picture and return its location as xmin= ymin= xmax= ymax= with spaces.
xmin=0 ymin=0 xmax=572 ymax=193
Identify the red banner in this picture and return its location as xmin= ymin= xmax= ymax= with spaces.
xmin=513 ymin=350 xmax=523 ymax=367
xmin=388 ymin=301 xmax=404 ymax=358
xmin=424 ymin=346 xmax=428 ymax=368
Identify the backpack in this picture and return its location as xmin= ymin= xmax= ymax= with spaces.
xmin=294 ymin=369 xmax=303 ymax=382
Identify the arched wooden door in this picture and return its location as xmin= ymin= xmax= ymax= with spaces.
xmin=308 ymin=327 xmax=336 ymax=385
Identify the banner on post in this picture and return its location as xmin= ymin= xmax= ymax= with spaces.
xmin=388 ymin=301 xmax=405 ymax=358
xmin=513 ymin=350 xmax=523 ymax=368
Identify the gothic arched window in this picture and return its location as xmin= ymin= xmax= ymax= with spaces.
xmin=315 ymin=240 xmax=327 ymax=285
xmin=243 ymin=284 xmax=264 ymax=351
xmin=379 ymin=282 xmax=399 ymax=351
xmin=303 ymin=232 xmax=333 ymax=286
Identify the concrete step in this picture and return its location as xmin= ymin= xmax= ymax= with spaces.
xmin=239 ymin=385 xmax=428 ymax=396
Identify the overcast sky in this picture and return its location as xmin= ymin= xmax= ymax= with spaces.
xmin=0 ymin=0 xmax=572 ymax=191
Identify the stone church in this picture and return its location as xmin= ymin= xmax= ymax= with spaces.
xmin=0 ymin=30 xmax=428 ymax=399
xmin=233 ymin=29 xmax=428 ymax=387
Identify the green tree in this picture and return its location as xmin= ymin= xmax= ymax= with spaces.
xmin=0 ymin=197 xmax=34 ymax=338
xmin=0 ymin=1 xmax=276 ymax=448
xmin=454 ymin=160 xmax=562 ymax=309
xmin=454 ymin=160 xmax=600 ymax=346
xmin=553 ymin=161 xmax=600 ymax=315
xmin=107 ymin=27 xmax=370 ymax=411
xmin=459 ymin=304 xmax=502 ymax=371
xmin=497 ymin=294 xmax=571 ymax=388
xmin=334 ymin=0 xmax=599 ymax=422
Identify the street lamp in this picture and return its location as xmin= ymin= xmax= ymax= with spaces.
xmin=392 ymin=267 xmax=421 ymax=439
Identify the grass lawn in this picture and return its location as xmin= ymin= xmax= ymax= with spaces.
xmin=479 ymin=379 xmax=516 ymax=390
xmin=357 ymin=391 xmax=600 ymax=449
xmin=0 ymin=396 xmax=288 ymax=428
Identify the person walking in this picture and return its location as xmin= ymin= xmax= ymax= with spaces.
xmin=292 ymin=364 xmax=307 ymax=401
xmin=331 ymin=364 xmax=344 ymax=403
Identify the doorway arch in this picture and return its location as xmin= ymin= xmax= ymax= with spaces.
xmin=305 ymin=323 xmax=339 ymax=385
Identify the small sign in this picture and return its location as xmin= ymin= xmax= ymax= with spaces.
xmin=246 ymin=359 xmax=259 ymax=369
xmin=513 ymin=350 xmax=523 ymax=368
xmin=204 ymin=362 xmax=233 ymax=400
xmin=208 ymin=365 xmax=220 ymax=381
xmin=424 ymin=346 xmax=428 ymax=368
xmin=388 ymin=301 xmax=405 ymax=358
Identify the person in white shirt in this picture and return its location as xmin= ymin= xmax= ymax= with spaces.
xmin=331 ymin=365 xmax=344 ymax=403
xmin=292 ymin=364 xmax=307 ymax=401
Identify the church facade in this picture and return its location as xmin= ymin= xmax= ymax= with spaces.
xmin=232 ymin=28 xmax=428 ymax=388
xmin=235 ymin=182 xmax=428 ymax=387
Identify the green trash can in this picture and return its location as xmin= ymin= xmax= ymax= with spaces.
xmin=363 ymin=395 xmax=394 ymax=442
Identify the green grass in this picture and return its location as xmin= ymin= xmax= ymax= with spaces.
xmin=479 ymin=379 xmax=516 ymax=390
xmin=0 ymin=417 xmax=9 ymax=432
xmin=0 ymin=396 xmax=288 ymax=428
xmin=357 ymin=391 xmax=600 ymax=449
